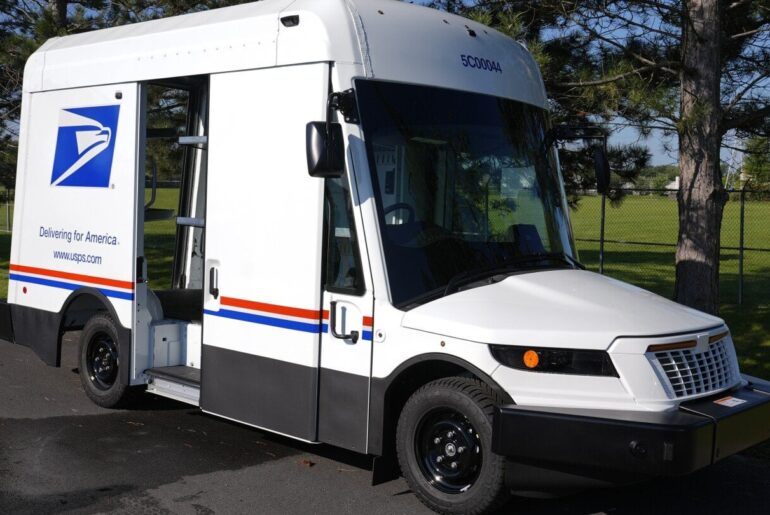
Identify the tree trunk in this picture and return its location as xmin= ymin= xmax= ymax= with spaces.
xmin=675 ymin=0 xmax=724 ymax=314
xmin=51 ymin=0 xmax=68 ymax=30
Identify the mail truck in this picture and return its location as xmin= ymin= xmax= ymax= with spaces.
xmin=2 ymin=1 xmax=770 ymax=513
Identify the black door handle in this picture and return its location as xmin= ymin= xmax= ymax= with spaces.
xmin=329 ymin=301 xmax=359 ymax=343
xmin=209 ymin=267 xmax=219 ymax=299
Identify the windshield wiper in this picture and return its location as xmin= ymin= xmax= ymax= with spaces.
xmin=552 ymin=252 xmax=585 ymax=270
xmin=443 ymin=252 xmax=584 ymax=297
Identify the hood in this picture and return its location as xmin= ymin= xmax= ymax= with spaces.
xmin=400 ymin=269 xmax=723 ymax=349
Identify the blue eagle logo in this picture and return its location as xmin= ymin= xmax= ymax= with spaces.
xmin=50 ymin=105 xmax=120 ymax=187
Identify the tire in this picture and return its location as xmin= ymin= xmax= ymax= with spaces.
xmin=78 ymin=313 xmax=134 ymax=408
xmin=396 ymin=377 xmax=509 ymax=515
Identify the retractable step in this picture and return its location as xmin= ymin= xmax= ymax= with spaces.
xmin=145 ymin=366 xmax=200 ymax=406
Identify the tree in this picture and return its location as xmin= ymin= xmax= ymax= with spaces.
xmin=429 ymin=0 xmax=770 ymax=314
xmin=742 ymin=136 xmax=770 ymax=187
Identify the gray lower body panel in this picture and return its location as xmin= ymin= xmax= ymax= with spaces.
xmin=199 ymin=345 xmax=370 ymax=449
xmin=200 ymin=345 xmax=318 ymax=441
xmin=318 ymin=366 xmax=369 ymax=453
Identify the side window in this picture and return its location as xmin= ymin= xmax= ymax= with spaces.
xmin=324 ymin=177 xmax=365 ymax=295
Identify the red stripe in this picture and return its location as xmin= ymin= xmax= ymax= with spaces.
xmin=221 ymin=296 xmax=324 ymax=320
xmin=219 ymin=296 xmax=371 ymax=325
xmin=10 ymin=264 xmax=134 ymax=290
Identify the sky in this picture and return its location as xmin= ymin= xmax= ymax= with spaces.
xmin=612 ymin=126 xmax=675 ymax=168
xmin=612 ymin=124 xmax=742 ymax=172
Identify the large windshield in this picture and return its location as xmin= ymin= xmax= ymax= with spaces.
xmin=356 ymin=80 xmax=577 ymax=308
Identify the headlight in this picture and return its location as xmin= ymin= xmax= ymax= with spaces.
xmin=489 ymin=345 xmax=618 ymax=377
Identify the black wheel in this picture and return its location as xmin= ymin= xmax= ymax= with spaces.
xmin=79 ymin=314 xmax=134 ymax=408
xmin=396 ymin=377 xmax=509 ymax=515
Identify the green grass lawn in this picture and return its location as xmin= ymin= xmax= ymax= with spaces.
xmin=144 ymin=187 xmax=180 ymax=290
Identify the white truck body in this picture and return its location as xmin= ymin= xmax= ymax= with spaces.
xmin=4 ymin=1 xmax=770 ymax=511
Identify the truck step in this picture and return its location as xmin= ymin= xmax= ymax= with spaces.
xmin=145 ymin=366 xmax=200 ymax=406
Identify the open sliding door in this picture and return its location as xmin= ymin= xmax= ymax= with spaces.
xmin=201 ymin=64 xmax=327 ymax=440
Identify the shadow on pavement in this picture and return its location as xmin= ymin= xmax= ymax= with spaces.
xmin=0 ymin=407 xmax=302 ymax=514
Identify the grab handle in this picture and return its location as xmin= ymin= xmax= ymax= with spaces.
xmin=209 ymin=267 xmax=219 ymax=299
xmin=329 ymin=301 xmax=359 ymax=343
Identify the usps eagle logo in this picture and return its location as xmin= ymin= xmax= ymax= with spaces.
xmin=50 ymin=105 xmax=120 ymax=187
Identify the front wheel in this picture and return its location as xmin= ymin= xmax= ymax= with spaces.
xmin=78 ymin=313 xmax=134 ymax=408
xmin=396 ymin=377 xmax=509 ymax=515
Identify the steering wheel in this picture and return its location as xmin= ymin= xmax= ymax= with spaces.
xmin=383 ymin=202 xmax=416 ymax=224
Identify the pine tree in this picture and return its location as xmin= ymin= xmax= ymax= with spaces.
xmin=430 ymin=0 xmax=770 ymax=314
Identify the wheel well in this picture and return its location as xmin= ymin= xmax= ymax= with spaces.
xmin=60 ymin=293 xmax=109 ymax=331
xmin=57 ymin=291 xmax=112 ymax=359
xmin=384 ymin=361 xmax=469 ymax=434
xmin=372 ymin=356 xmax=512 ymax=474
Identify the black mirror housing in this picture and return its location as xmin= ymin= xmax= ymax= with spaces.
xmin=592 ymin=145 xmax=611 ymax=194
xmin=545 ymin=124 xmax=612 ymax=193
xmin=306 ymin=121 xmax=344 ymax=178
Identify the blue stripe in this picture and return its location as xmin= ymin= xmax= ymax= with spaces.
xmin=321 ymin=326 xmax=373 ymax=341
xmin=204 ymin=308 xmax=371 ymax=340
xmin=10 ymin=273 xmax=134 ymax=301
xmin=204 ymin=308 xmax=325 ymax=334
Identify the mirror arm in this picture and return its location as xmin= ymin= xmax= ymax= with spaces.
xmin=328 ymin=89 xmax=359 ymax=125
xmin=324 ymin=89 xmax=359 ymax=170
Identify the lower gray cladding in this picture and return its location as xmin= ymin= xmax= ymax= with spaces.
xmin=200 ymin=344 xmax=319 ymax=441
xmin=199 ymin=345 xmax=371 ymax=450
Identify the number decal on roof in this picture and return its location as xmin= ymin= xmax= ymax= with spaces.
xmin=460 ymin=54 xmax=502 ymax=73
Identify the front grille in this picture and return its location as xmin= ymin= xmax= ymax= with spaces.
xmin=655 ymin=339 xmax=736 ymax=398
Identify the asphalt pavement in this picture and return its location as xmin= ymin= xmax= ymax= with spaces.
xmin=2 ymin=335 xmax=770 ymax=514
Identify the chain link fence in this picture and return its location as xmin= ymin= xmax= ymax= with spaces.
xmin=0 ymin=191 xmax=13 ymax=233
xmin=571 ymin=188 xmax=770 ymax=306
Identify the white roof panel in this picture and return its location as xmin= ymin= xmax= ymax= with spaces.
xmin=25 ymin=0 xmax=547 ymax=109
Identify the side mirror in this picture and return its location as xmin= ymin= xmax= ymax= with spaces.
xmin=306 ymin=121 xmax=344 ymax=178
xmin=592 ymin=144 xmax=611 ymax=194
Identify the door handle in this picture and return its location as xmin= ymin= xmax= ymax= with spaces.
xmin=209 ymin=267 xmax=219 ymax=299
xmin=329 ymin=301 xmax=359 ymax=343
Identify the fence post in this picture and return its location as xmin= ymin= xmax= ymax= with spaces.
xmin=738 ymin=188 xmax=745 ymax=305
xmin=599 ymin=192 xmax=606 ymax=274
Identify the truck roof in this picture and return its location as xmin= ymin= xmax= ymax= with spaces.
xmin=23 ymin=0 xmax=547 ymax=109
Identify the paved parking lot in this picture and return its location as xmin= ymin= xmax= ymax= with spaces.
xmin=2 ymin=335 xmax=770 ymax=514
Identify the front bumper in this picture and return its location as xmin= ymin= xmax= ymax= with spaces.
xmin=493 ymin=374 xmax=770 ymax=481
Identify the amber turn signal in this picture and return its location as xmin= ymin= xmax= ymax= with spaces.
xmin=709 ymin=331 xmax=729 ymax=344
xmin=523 ymin=349 xmax=540 ymax=369
xmin=646 ymin=340 xmax=696 ymax=353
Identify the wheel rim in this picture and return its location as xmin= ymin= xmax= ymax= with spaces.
xmin=86 ymin=332 xmax=118 ymax=390
xmin=415 ymin=407 xmax=483 ymax=494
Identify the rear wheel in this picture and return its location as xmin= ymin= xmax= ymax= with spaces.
xmin=78 ymin=314 xmax=134 ymax=408
xmin=396 ymin=377 xmax=509 ymax=515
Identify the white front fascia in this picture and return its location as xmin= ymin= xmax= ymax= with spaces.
xmin=401 ymin=269 xmax=723 ymax=350
xmin=367 ymin=269 xmax=737 ymax=412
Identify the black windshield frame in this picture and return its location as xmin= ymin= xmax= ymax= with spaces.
xmin=355 ymin=79 xmax=577 ymax=309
